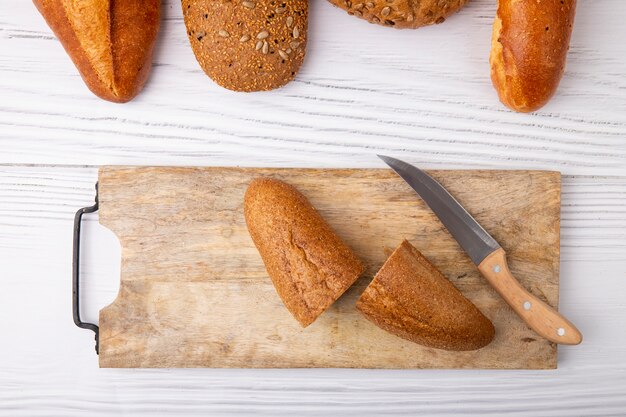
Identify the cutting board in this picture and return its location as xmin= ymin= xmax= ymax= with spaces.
xmin=97 ymin=167 xmax=561 ymax=369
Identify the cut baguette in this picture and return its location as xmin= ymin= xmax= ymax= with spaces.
xmin=357 ymin=240 xmax=495 ymax=351
xmin=244 ymin=178 xmax=364 ymax=327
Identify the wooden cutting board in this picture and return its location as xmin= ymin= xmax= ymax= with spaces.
xmin=97 ymin=167 xmax=561 ymax=369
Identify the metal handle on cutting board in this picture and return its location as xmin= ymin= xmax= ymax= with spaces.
xmin=72 ymin=183 xmax=99 ymax=354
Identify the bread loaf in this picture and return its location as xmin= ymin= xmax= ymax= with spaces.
xmin=326 ymin=0 xmax=467 ymax=29
xmin=244 ymin=178 xmax=364 ymax=327
xmin=490 ymin=0 xmax=577 ymax=112
xmin=357 ymin=240 xmax=495 ymax=351
xmin=33 ymin=0 xmax=160 ymax=103
xmin=182 ymin=0 xmax=307 ymax=92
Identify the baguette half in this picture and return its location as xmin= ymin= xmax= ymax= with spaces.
xmin=357 ymin=240 xmax=495 ymax=351
xmin=244 ymin=177 xmax=364 ymax=327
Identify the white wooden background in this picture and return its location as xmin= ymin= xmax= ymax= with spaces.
xmin=1 ymin=0 xmax=626 ymax=415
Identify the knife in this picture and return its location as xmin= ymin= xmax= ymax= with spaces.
xmin=379 ymin=155 xmax=582 ymax=345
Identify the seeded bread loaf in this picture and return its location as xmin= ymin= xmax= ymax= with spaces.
xmin=33 ymin=0 xmax=160 ymax=103
xmin=490 ymin=0 xmax=577 ymax=112
xmin=357 ymin=240 xmax=495 ymax=351
xmin=244 ymin=178 xmax=365 ymax=327
xmin=327 ymin=0 xmax=467 ymax=29
xmin=182 ymin=0 xmax=307 ymax=92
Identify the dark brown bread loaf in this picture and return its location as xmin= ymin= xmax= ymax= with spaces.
xmin=357 ymin=240 xmax=495 ymax=351
xmin=326 ymin=0 xmax=468 ymax=29
xmin=33 ymin=0 xmax=160 ymax=103
xmin=244 ymin=178 xmax=365 ymax=327
xmin=490 ymin=0 xmax=577 ymax=112
xmin=182 ymin=0 xmax=307 ymax=92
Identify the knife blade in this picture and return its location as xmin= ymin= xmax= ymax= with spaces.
xmin=379 ymin=155 xmax=582 ymax=345
xmin=378 ymin=155 xmax=500 ymax=266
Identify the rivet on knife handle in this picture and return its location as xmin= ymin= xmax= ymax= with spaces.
xmin=478 ymin=248 xmax=582 ymax=345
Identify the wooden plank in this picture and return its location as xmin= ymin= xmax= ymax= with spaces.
xmin=1 ymin=1 xmax=626 ymax=175
xmin=2 ymin=166 xmax=625 ymax=415
xmin=97 ymin=167 xmax=560 ymax=368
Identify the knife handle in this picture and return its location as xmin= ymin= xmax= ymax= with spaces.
xmin=478 ymin=248 xmax=582 ymax=345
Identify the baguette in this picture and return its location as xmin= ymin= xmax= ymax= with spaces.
xmin=244 ymin=178 xmax=364 ymax=327
xmin=490 ymin=0 xmax=577 ymax=112
xmin=33 ymin=0 xmax=160 ymax=103
xmin=326 ymin=0 xmax=468 ymax=29
xmin=182 ymin=0 xmax=307 ymax=92
xmin=357 ymin=240 xmax=495 ymax=351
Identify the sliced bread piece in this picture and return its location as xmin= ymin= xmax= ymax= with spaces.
xmin=357 ymin=240 xmax=495 ymax=351
xmin=244 ymin=177 xmax=364 ymax=327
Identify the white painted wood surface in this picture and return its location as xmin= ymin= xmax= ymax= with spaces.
xmin=0 ymin=0 xmax=625 ymax=415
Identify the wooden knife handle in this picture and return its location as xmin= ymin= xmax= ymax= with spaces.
xmin=478 ymin=248 xmax=582 ymax=345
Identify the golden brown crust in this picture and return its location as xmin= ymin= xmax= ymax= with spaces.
xmin=490 ymin=0 xmax=577 ymax=112
xmin=183 ymin=0 xmax=307 ymax=92
xmin=327 ymin=0 xmax=468 ymax=29
xmin=33 ymin=0 xmax=160 ymax=103
xmin=357 ymin=240 xmax=495 ymax=351
xmin=244 ymin=178 xmax=364 ymax=327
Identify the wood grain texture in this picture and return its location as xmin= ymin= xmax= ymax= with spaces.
xmin=0 ymin=166 xmax=625 ymax=415
xmin=96 ymin=166 xmax=560 ymax=368
xmin=1 ymin=0 xmax=626 ymax=412
xmin=0 ymin=1 xmax=625 ymax=175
